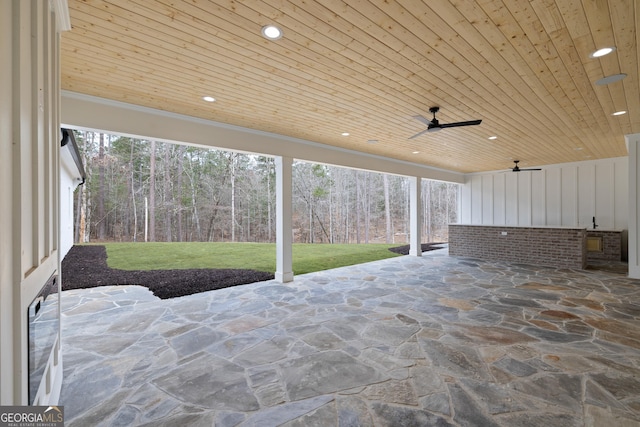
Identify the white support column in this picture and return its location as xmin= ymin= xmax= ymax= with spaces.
xmin=409 ymin=176 xmax=423 ymax=257
xmin=627 ymin=134 xmax=640 ymax=279
xmin=275 ymin=156 xmax=294 ymax=282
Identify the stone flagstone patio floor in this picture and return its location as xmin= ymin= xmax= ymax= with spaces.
xmin=59 ymin=248 xmax=640 ymax=426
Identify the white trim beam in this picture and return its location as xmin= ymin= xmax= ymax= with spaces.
xmin=61 ymin=92 xmax=464 ymax=183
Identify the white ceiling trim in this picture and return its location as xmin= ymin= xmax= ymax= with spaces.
xmin=51 ymin=0 xmax=71 ymax=32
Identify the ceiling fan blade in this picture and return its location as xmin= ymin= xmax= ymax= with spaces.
xmin=439 ymin=119 xmax=482 ymax=128
xmin=410 ymin=109 xmax=480 ymax=138
xmin=412 ymin=115 xmax=434 ymax=126
xmin=408 ymin=128 xmax=431 ymax=140
xmin=520 ymin=168 xmax=542 ymax=171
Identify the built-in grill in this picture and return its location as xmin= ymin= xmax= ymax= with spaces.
xmin=28 ymin=273 xmax=59 ymax=404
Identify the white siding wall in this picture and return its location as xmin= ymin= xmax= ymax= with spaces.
xmin=0 ymin=1 xmax=66 ymax=405
xmin=460 ymin=157 xmax=628 ymax=230
xmin=59 ymin=169 xmax=76 ymax=258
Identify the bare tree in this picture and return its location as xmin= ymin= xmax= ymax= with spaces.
xmin=129 ymin=140 xmax=138 ymax=241
xmin=164 ymin=144 xmax=173 ymax=242
xmin=149 ymin=140 xmax=156 ymax=242
xmin=355 ymin=170 xmax=361 ymax=244
xmin=230 ymin=153 xmax=237 ymax=242
xmin=176 ymin=145 xmax=185 ymax=241
xmin=383 ymin=174 xmax=391 ymax=243
xmin=183 ymin=151 xmax=202 ymax=240
xmin=97 ymin=133 xmax=106 ymax=240
xmin=73 ymin=132 xmax=459 ymax=244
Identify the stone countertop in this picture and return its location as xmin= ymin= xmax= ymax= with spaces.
xmin=451 ymin=224 xmax=625 ymax=232
xmin=450 ymin=224 xmax=586 ymax=230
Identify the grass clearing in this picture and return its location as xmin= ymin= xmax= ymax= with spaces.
xmin=103 ymin=242 xmax=404 ymax=275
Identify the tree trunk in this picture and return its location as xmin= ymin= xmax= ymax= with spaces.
xmin=74 ymin=131 xmax=87 ymax=243
xmin=230 ymin=153 xmax=236 ymax=242
xmin=81 ymin=181 xmax=89 ymax=242
xmin=164 ymin=144 xmax=172 ymax=242
xmin=425 ymin=181 xmax=432 ymax=242
xmin=363 ymin=173 xmax=370 ymax=243
xmin=176 ymin=145 xmax=185 ymax=241
xmin=383 ymin=174 xmax=391 ymax=243
xmin=97 ymin=133 xmax=106 ymax=240
xmin=149 ymin=140 xmax=156 ymax=241
xmin=74 ymin=185 xmax=82 ymax=243
xmin=267 ymin=161 xmax=272 ymax=241
xmin=129 ymin=140 xmax=138 ymax=242
xmin=344 ymin=175 xmax=350 ymax=243
xmin=144 ymin=197 xmax=148 ymax=242
xmin=184 ymin=153 xmax=202 ymax=240
xmin=405 ymin=179 xmax=410 ymax=243
xmin=81 ymin=132 xmax=91 ymax=242
xmin=355 ymin=171 xmax=361 ymax=244
xmin=329 ymin=186 xmax=334 ymax=243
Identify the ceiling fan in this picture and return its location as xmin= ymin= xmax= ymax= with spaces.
xmin=409 ymin=106 xmax=482 ymax=139
xmin=511 ymin=160 xmax=541 ymax=172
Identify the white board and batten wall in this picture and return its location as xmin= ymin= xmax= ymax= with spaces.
xmin=1 ymin=0 xmax=70 ymax=406
xmin=460 ymin=157 xmax=628 ymax=231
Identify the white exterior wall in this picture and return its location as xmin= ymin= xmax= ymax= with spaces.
xmin=60 ymin=150 xmax=81 ymax=257
xmin=0 ymin=1 xmax=68 ymax=405
xmin=460 ymin=157 xmax=628 ymax=231
xmin=59 ymin=172 xmax=75 ymax=257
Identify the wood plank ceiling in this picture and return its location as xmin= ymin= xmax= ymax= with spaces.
xmin=61 ymin=0 xmax=638 ymax=173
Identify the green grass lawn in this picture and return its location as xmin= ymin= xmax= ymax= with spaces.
xmin=103 ymin=242 xmax=404 ymax=275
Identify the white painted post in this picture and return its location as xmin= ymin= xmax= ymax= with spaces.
xmin=275 ymin=156 xmax=294 ymax=282
xmin=409 ymin=176 xmax=423 ymax=257
xmin=627 ymin=134 xmax=640 ymax=279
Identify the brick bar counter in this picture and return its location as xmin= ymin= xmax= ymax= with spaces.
xmin=448 ymin=224 xmax=587 ymax=269
xmin=585 ymin=229 xmax=625 ymax=262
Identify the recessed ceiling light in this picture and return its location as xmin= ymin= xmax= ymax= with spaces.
xmin=341 ymin=132 xmax=350 ymax=136
xmin=412 ymin=151 xmax=420 ymax=154
xmin=202 ymin=96 xmax=216 ymax=102
xmin=261 ymin=25 xmax=283 ymax=40
xmin=367 ymin=139 xmax=378 ymax=144
xmin=612 ymin=110 xmax=627 ymax=116
xmin=595 ymin=73 xmax=627 ymax=85
xmin=488 ymin=136 xmax=497 ymax=140
xmin=574 ymin=147 xmax=583 ymax=151
xmin=590 ymin=47 xmax=615 ymax=58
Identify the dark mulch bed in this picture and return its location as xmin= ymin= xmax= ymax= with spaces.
xmin=61 ymin=245 xmax=274 ymax=299
xmin=387 ymin=242 xmax=446 ymax=255
xmin=61 ymin=243 xmax=447 ymax=299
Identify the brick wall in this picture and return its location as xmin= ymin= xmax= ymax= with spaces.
xmin=448 ymin=225 xmax=586 ymax=269
xmin=586 ymin=230 xmax=622 ymax=261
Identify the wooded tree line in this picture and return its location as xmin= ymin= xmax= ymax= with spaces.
xmin=73 ymin=132 xmax=459 ymax=244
